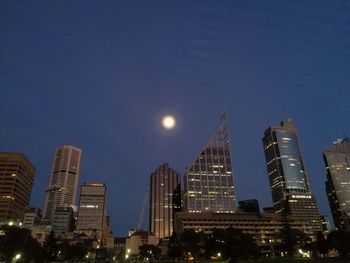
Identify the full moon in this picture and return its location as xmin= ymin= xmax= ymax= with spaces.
xmin=162 ymin=115 xmax=176 ymax=129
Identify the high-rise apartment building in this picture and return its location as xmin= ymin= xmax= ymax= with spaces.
xmin=324 ymin=138 xmax=350 ymax=231
xmin=262 ymin=119 xmax=322 ymax=233
xmin=149 ymin=163 xmax=180 ymax=239
xmin=0 ymin=152 xmax=35 ymax=220
xmin=43 ymin=145 xmax=82 ymax=221
xmin=76 ymin=183 xmax=106 ymax=232
xmin=183 ymin=114 xmax=237 ymax=213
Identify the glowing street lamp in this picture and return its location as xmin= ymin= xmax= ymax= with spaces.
xmin=13 ymin=253 xmax=21 ymax=262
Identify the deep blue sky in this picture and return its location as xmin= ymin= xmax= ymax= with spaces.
xmin=1 ymin=1 xmax=349 ymax=236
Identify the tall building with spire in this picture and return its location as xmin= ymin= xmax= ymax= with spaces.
xmin=149 ymin=163 xmax=180 ymax=239
xmin=43 ymin=145 xmax=82 ymax=221
xmin=324 ymin=138 xmax=350 ymax=231
xmin=183 ymin=114 xmax=237 ymax=213
xmin=262 ymin=119 xmax=322 ymax=233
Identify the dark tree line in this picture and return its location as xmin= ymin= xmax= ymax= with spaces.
xmin=0 ymin=225 xmax=90 ymax=262
xmin=168 ymin=228 xmax=260 ymax=262
xmin=168 ymin=228 xmax=350 ymax=260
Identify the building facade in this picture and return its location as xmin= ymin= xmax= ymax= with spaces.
xmin=76 ymin=183 xmax=107 ymax=241
xmin=23 ymin=207 xmax=42 ymax=229
xmin=52 ymin=206 xmax=74 ymax=237
xmin=43 ymin=145 xmax=82 ymax=221
xmin=174 ymin=211 xmax=313 ymax=256
xmin=125 ymin=231 xmax=158 ymax=256
xmin=183 ymin=114 xmax=237 ymax=213
xmin=149 ymin=163 xmax=180 ymax=239
xmin=262 ymin=119 xmax=322 ymax=233
xmin=324 ymin=138 xmax=350 ymax=231
xmin=0 ymin=152 xmax=35 ymax=220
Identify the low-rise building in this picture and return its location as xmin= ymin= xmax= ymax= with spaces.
xmin=174 ymin=211 xmax=313 ymax=256
xmin=52 ymin=206 xmax=74 ymax=237
xmin=23 ymin=208 xmax=42 ymax=230
xmin=125 ymin=231 xmax=157 ymax=256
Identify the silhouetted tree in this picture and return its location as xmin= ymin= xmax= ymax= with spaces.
xmin=139 ymin=244 xmax=161 ymax=260
xmin=180 ymin=229 xmax=205 ymax=259
xmin=66 ymin=242 xmax=88 ymax=261
xmin=0 ymin=225 xmax=46 ymax=262
xmin=42 ymin=231 xmax=58 ymax=261
xmin=223 ymin=227 xmax=260 ymax=262
xmin=168 ymin=232 xmax=182 ymax=259
xmin=314 ymin=232 xmax=329 ymax=257
xmin=328 ymin=230 xmax=350 ymax=258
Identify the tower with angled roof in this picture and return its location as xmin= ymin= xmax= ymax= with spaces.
xmin=183 ymin=114 xmax=237 ymax=213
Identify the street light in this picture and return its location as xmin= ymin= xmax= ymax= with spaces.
xmin=12 ymin=253 xmax=21 ymax=262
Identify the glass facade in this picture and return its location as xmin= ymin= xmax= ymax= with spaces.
xmin=184 ymin=114 xmax=237 ymax=213
xmin=275 ymin=130 xmax=308 ymax=191
xmin=262 ymin=119 xmax=322 ymax=233
xmin=324 ymin=138 xmax=350 ymax=230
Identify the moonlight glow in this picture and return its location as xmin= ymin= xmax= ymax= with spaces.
xmin=162 ymin=115 xmax=176 ymax=129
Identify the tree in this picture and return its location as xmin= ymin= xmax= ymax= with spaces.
xmin=168 ymin=232 xmax=182 ymax=259
xmin=204 ymin=229 xmax=225 ymax=260
xmin=328 ymin=230 xmax=350 ymax=258
xmin=313 ymin=232 xmax=328 ymax=257
xmin=139 ymin=244 xmax=161 ymax=260
xmin=66 ymin=242 xmax=88 ymax=261
xmin=278 ymin=219 xmax=310 ymax=258
xmin=180 ymin=229 xmax=206 ymax=259
xmin=222 ymin=227 xmax=260 ymax=262
xmin=0 ymin=225 xmax=46 ymax=262
xmin=42 ymin=231 xmax=58 ymax=261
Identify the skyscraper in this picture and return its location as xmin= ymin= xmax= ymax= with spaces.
xmin=43 ymin=145 xmax=82 ymax=221
xmin=76 ymin=182 xmax=106 ymax=232
xmin=149 ymin=163 xmax=180 ymax=239
xmin=262 ymin=119 xmax=322 ymax=233
xmin=0 ymin=152 xmax=36 ymax=220
xmin=324 ymin=138 xmax=350 ymax=231
xmin=183 ymin=114 xmax=237 ymax=213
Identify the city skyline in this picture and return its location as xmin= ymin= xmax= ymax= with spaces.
xmin=1 ymin=1 xmax=349 ymax=235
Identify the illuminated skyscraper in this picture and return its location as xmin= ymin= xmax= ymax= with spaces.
xmin=149 ymin=163 xmax=180 ymax=239
xmin=262 ymin=119 xmax=322 ymax=233
xmin=0 ymin=153 xmax=35 ymax=220
xmin=43 ymin=145 xmax=82 ymax=221
xmin=184 ymin=114 xmax=237 ymax=213
xmin=324 ymin=138 xmax=350 ymax=231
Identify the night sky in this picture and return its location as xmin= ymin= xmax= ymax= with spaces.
xmin=1 ymin=1 xmax=350 ymax=236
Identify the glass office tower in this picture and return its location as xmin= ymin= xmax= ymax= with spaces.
xmin=324 ymin=138 xmax=350 ymax=231
xmin=262 ymin=119 xmax=322 ymax=233
xmin=184 ymin=114 xmax=237 ymax=213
